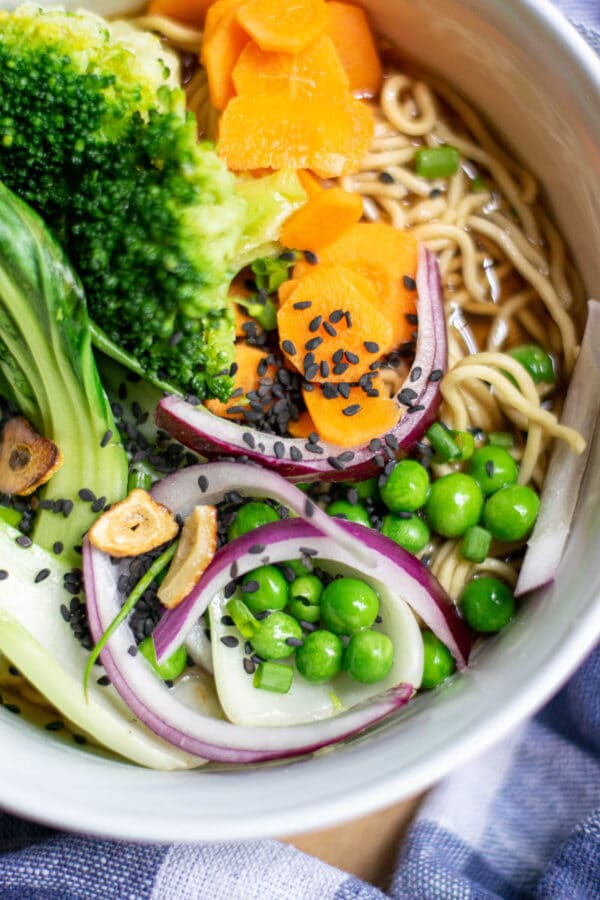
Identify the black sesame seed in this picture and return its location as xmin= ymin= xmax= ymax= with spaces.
xmin=339 ymin=383 xmax=351 ymax=400
xmin=282 ymin=340 xmax=297 ymax=356
xmin=305 ymin=364 xmax=319 ymax=381
xmin=485 ymin=460 xmax=495 ymax=478
xmin=286 ymin=637 xmax=304 ymax=648
xmin=305 ymin=336 xmax=323 ymax=352
xmin=243 ymin=658 xmax=256 ymax=675
xmin=304 ymin=499 xmax=315 ymax=518
xmin=60 ymin=604 xmax=71 ymax=622
xmin=304 ymin=250 xmax=318 ymax=265
xmin=345 ymin=351 xmax=359 ymax=365
xmin=198 ymin=475 xmax=209 ymax=493
xmin=221 ymin=615 xmax=235 ymax=626
xmin=5 ymin=704 xmax=20 ymax=715
xmin=429 ymin=369 xmax=443 ymax=382
xmin=332 ymin=349 xmax=344 ymax=364
xmin=410 ymin=366 xmax=423 ymax=382
xmin=224 ymin=580 xmax=237 ymax=599
xmin=329 ymin=309 xmax=344 ymax=324
xmin=290 ymin=446 xmax=303 ymax=461
xmin=293 ymin=300 xmax=312 ymax=310
xmin=0 ymin=570 xmax=7 ymax=581
xmin=407 ymin=404 xmax=425 ymax=413
xmin=242 ymin=580 xmax=259 ymax=594
xmin=369 ymin=438 xmax=383 ymax=451
xmin=406 ymin=313 xmax=418 ymax=325
xmin=242 ymin=432 xmax=256 ymax=450
xmin=91 ymin=497 xmax=106 ymax=513
xmin=300 ymin=620 xmax=318 ymax=633
xmin=322 ymin=383 xmax=338 ymax=399
xmin=319 ymin=360 xmax=330 ymax=378
xmin=8 ymin=665 xmax=19 ymax=676
xmin=45 ymin=720 xmax=64 ymax=732
xmin=309 ymin=315 xmax=322 ymax=332
xmin=345 ymin=311 xmax=353 ymax=328
xmin=279 ymin=250 xmax=296 ymax=262
xmin=128 ymin=645 xmax=138 ymax=657
xmin=333 ymin=363 xmax=349 ymax=376
xmin=249 ymin=543 xmax=266 ymax=554
xmin=375 ymin=614 xmax=383 ymax=624
xmin=403 ymin=275 xmax=417 ymax=291
xmin=364 ymin=341 xmax=379 ymax=353
xmin=34 ymin=568 xmax=50 ymax=584
xmin=62 ymin=499 xmax=74 ymax=518
xmin=399 ymin=388 xmax=418 ymax=405
xmin=78 ymin=488 xmax=96 ymax=502
xmin=97 ymin=675 xmax=111 ymax=687
xmin=100 ymin=429 xmax=113 ymax=448
xmin=274 ymin=441 xmax=285 ymax=459
xmin=342 ymin=404 xmax=360 ymax=417
xmin=323 ymin=322 xmax=337 ymax=338
xmin=38 ymin=499 xmax=54 ymax=510
xmin=378 ymin=171 xmax=395 ymax=184
xmin=385 ymin=434 xmax=399 ymax=451
xmin=16 ymin=535 xmax=32 ymax=548
xmin=73 ymin=734 xmax=87 ymax=745
xmin=337 ymin=450 xmax=355 ymax=463
xmin=299 ymin=546 xmax=318 ymax=557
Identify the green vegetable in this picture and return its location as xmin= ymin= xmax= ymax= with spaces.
xmin=0 ymin=506 xmax=22 ymax=529
xmin=127 ymin=468 xmax=154 ymax=493
xmin=83 ymin=541 xmax=177 ymax=696
xmin=452 ymin=430 xmax=475 ymax=461
xmin=421 ymin=631 xmax=456 ymax=688
xmin=488 ymin=431 xmax=515 ymax=449
xmin=287 ymin=574 xmax=323 ymax=623
xmin=226 ymin=596 xmax=259 ymax=639
xmin=228 ymin=501 xmax=279 ymax=541
xmin=461 ymin=525 xmax=492 ymax=563
xmin=320 ymin=577 xmax=379 ymax=635
xmin=249 ymin=611 xmax=303 ymax=660
xmin=0 ymin=7 xmax=305 ymax=401
xmin=380 ymin=460 xmax=430 ymax=513
xmin=281 ymin=559 xmax=310 ymax=578
xmin=343 ymin=630 xmax=394 ymax=684
xmin=459 ymin=577 xmax=515 ymax=632
xmin=415 ymin=145 xmax=460 ymax=179
xmin=139 ymin=636 xmax=187 ymax=681
xmin=326 ymin=498 xmax=371 ymax=527
xmin=426 ymin=473 xmax=484 ymax=538
xmin=0 ymin=181 xmax=127 ymax=564
xmin=251 ymin=255 xmax=296 ymax=294
xmin=253 ymin=661 xmax=294 ymax=693
xmin=426 ymin=422 xmax=461 ymax=461
xmin=296 ymin=630 xmax=343 ymax=683
xmin=348 ymin=477 xmax=380 ymax=501
xmin=468 ymin=446 xmax=519 ymax=496
xmin=235 ymin=295 xmax=278 ymax=331
xmin=471 ymin=176 xmax=489 ymax=192
xmin=508 ymin=344 xmax=556 ymax=385
xmin=483 ymin=484 xmax=540 ymax=541
xmin=381 ymin=514 xmax=430 ymax=554
xmin=241 ymin=564 xmax=289 ymax=614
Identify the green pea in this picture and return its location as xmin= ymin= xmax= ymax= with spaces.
xmin=468 ymin=446 xmax=519 ymax=496
xmin=381 ymin=513 xmax=430 ymax=554
xmin=241 ymin=565 xmax=289 ymax=614
xmin=249 ymin=611 xmax=303 ymax=660
xmin=287 ymin=574 xmax=323 ymax=623
xmin=343 ymin=630 xmax=394 ymax=684
xmin=380 ymin=460 xmax=431 ymax=513
xmin=483 ymin=484 xmax=540 ymax=541
xmin=421 ymin=631 xmax=456 ymax=688
xmin=326 ymin=499 xmax=371 ymax=527
xmin=425 ymin=473 xmax=484 ymax=538
xmin=509 ymin=344 xmax=556 ymax=385
xmin=320 ymin=577 xmax=379 ymax=635
xmin=227 ymin=501 xmax=279 ymax=541
xmin=296 ymin=630 xmax=343 ymax=683
xmin=139 ymin=636 xmax=187 ymax=681
xmin=459 ymin=577 xmax=515 ymax=632
xmin=348 ymin=476 xmax=380 ymax=501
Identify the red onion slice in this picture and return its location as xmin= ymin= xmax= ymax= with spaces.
xmin=155 ymin=246 xmax=446 ymax=482
xmin=152 ymin=518 xmax=470 ymax=668
xmin=515 ymin=300 xmax=600 ymax=596
xmin=83 ymin=536 xmax=413 ymax=763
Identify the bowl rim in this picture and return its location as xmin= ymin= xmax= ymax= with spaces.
xmin=0 ymin=0 xmax=599 ymax=842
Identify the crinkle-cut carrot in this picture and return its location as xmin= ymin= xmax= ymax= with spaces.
xmin=277 ymin=264 xmax=394 ymax=383
xmin=325 ymin=1 xmax=383 ymax=97
xmin=205 ymin=344 xmax=275 ymax=419
xmin=302 ymin=380 xmax=401 ymax=447
xmin=280 ymin=187 xmax=363 ymax=253
xmin=297 ymin=169 xmax=324 ymax=198
xmin=231 ymin=34 xmax=349 ymax=100
xmin=294 ymin=223 xmax=418 ymax=347
xmin=278 ymin=278 xmax=301 ymax=305
xmin=147 ymin=0 xmax=212 ymax=28
xmin=236 ymin=0 xmax=328 ymax=53
xmin=217 ymin=93 xmax=374 ymax=178
xmin=287 ymin=410 xmax=316 ymax=439
xmin=201 ymin=0 xmax=250 ymax=109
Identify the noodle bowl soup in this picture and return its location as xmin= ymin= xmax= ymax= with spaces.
xmin=0 ymin=0 xmax=598 ymax=839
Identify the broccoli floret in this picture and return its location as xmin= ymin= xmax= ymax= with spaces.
xmin=0 ymin=180 xmax=128 ymax=566
xmin=0 ymin=5 xmax=247 ymax=400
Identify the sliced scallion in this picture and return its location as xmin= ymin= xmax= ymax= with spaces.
xmin=253 ymin=661 xmax=294 ymax=694
xmin=461 ymin=525 xmax=492 ymax=563
xmin=489 ymin=431 xmax=515 ymax=449
xmin=426 ymin=422 xmax=461 ymax=461
xmin=415 ymin=146 xmax=460 ymax=179
xmin=226 ymin=595 xmax=259 ymax=639
xmin=452 ymin=430 xmax=475 ymax=461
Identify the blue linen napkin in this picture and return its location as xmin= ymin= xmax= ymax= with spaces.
xmin=0 ymin=2 xmax=598 ymax=898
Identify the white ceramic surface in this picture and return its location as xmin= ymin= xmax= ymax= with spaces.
xmin=0 ymin=0 xmax=599 ymax=841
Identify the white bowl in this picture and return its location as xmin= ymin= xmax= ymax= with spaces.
xmin=1 ymin=0 xmax=599 ymax=841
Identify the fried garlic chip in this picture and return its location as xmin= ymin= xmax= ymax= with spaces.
xmin=88 ymin=488 xmax=179 ymax=557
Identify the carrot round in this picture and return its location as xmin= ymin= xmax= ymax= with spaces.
xmin=287 ymin=409 xmax=316 ymax=439
xmin=277 ymin=264 xmax=394 ymax=383
xmin=231 ymin=34 xmax=349 ymax=99
xmin=218 ymin=93 xmax=374 ymax=177
xmin=294 ymin=223 xmax=418 ymax=346
xmin=201 ymin=0 xmax=250 ymax=110
xmin=280 ymin=187 xmax=363 ymax=253
xmin=297 ymin=169 xmax=324 ymax=198
xmin=325 ymin=1 xmax=383 ymax=97
xmin=303 ymin=380 xmax=400 ymax=447
xmin=147 ymin=0 xmax=213 ymax=28
xmin=236 ymin=0 xmax=328 ymax=53
xmin=205 ymin=344 xmax=275 ymax=419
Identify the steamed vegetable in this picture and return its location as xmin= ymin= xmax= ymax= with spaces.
xmin=325 ymin=1 xmax=383 ymax=96
xmin=0 ymin=181 xmax=127 ymax=564
xmin=0 ymin=5 xmax=304 ymax=402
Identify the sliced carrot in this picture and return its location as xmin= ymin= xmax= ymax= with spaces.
xmin=277 ymin=264 xmax=394 ymax=383
xmin=233 ymin=303 xmax=255 ymax=338
xmin=280 ymin=186 xmax=363 ymax=253
xmin=294 ymin=223 xmax=418 ymax=346
xmin=287 ymin=410 xmax=316 ymax=439
xmin=303 ymin=380 xmax=401 ymax=447
xmin=325 ymin=1 xmax=383 ymax=97
xmin=236 ymin=0 xmax=328 ymax=53
xmin=201 ymin=0 xmax=250 ymax=109
xmin=205 ymin=344 xmax=276 ymax=419
xmin=297 ymin=169 xmax=324 ymax=198
xmin=218 ymin=93 xmax=374 ymax=177
xmin=147 ymin=0 xmax=212 ymax=28
xmin=278 ymin=278 xmax=301 ymax=305
xmin=231 ymin=34 xmax=349 ymax=100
